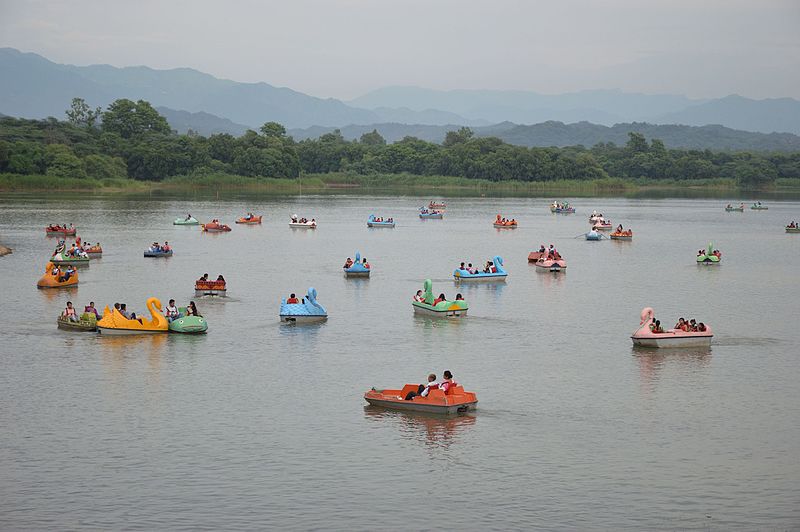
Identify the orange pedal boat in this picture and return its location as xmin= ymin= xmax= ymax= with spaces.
xmin=201 ymin=220 xmax=232 ymax=232
xmin=364 ymin=385 xmax=478 ymax=414
xmin=235 ymin=215 xmax=262 ymax=224
xmin=37 ymin=262 xmax=78 ymax=288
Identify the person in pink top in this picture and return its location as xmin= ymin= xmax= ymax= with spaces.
xmin=439 ymin=370 xmax=457 ymax=393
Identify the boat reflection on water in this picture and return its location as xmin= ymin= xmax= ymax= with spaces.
xmin=98 ymin=333 xmax=168 ymax=374
xmin=633 ymin=346 xmax=712 ymax=393
xmin=363 ymin=407 xmax=477 ymax=448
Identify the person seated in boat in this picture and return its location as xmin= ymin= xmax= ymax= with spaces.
xmin=388 ymin=217 xmax=393 ymax=223
xmin=162 ymin=241 xmax=171 ymax=252
xmin=459 ymin=262 xmax=466 ymax=271
xmin=311 ymin=218 xmax=316 ymax=224
xmin=413 ymin=290 xmax=425 ymax=302
xmin=362 ymin=257 xmax=370 ymax=269
xmin=63 ymin=265 xmax=76 ymax=281
xmin=674 ymin=317 xmax=687 ymax=331
xmin=186 ymin=301 xmax=201 ymax=317
xmin=440 ymin=370 xmax=457 ymax=394
xmin=85 ymin=302 xmax=100 ymax=319
xmin=61 ymin=301 xmax=78 ymax=322
xmin=688 ymin=319 xmax=698 ymax=331
xmin=165 ymin=299 xmax=180 ymax=322
xmin=467 ymin=262 xmax=477 ymax=274
xmin=287 ymin=293 xmax=300 ymax=304
xmin=712 ymin=250 xmax=721 ymax=258
xmin=197 ymin=273 xmax=209 ymax=283
xmin=343 ymin=257 xmax=353 ymax=269
xmin=113 ymin=302 xmax=121 ymax=314
xmin=433 ymin=293 xmax=446 ymax=305
xmin=405 ymin=373 xmax=438 ymax=400
xmin=119 ymin=303 xmax=131 ymax=319
xmin=651 ymin=320 xmax=664 ymax=333
xmin=616 ymin=224 xmax=623 ymax=233
xmin=185 ymin=213 xmax=193 ymax=221
xmin=482 ymin=261 xmax=491 ymax=273
xmin=726 ymin=204 xmax=731 ymax=209
xmin=216 ymin=274 xmax=225 ymax=284
xmin=291 ymin=214 xmax=298 ymax=223
xmin=697 ymin=249 xmax=704 ymax=257
xmin=538 ymin=244 xmax=546 ymax=254
xmin=697 ymin=322 xmax=707 ymax=332
xmin=51 ymin=264 xmax=62 ymax=279
xmin=510 ymin=218 xmax=516 ymax=225
xmin=455 ymin=293 xmax=464 ymax=301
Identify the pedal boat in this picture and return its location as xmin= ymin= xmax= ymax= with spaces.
xmin=412 ymin=279 xmax=468 ymax=317
xmin=280 ymin=287 xmax=327 ymax=323
xmin=550 ymin=203 xmax=576 ymax=214
xmin=235 ymin=215 xmax=262 ymax=224
xmin=725 ymin=206 xmax=744 ymax=212
xmin=367 ymin=214 xmax=395 ymax=228
xmin=364 ymin=385 xmax=477 ymax=415
xmin=527 ymin=251 xmax=566 ymax=272
xmin=696 ymin=243 xmax=721 ymax=265
xmin=195 ymin=279 xmax=227 ymax=297
xmin=454 ymin=256 xmax=507 ymax=282
xmin=50 ymin=250 xmax=90 ymax=267
xmin=585 ymin=230 xmax=603 ymax=241
xmin=631 ymin=307 xmax=712 ymax=348
xmin=201 ymin=221 xmax=232 ymax=232
xmin=85 ymin=244 xmax=103 ymax=257
xmin=419 ymin=208 xmax=443 ymax=219
xmin=37 ymin=262 xmax=79 ymax=288
xmin=493 ymin=215 xmax=518 ymax=228
xmin=750 ymin=204 xmax=768 ymax=210
xmin=97 ymin=297 xmax=169 ymax=335
xmin=289 ymin=219 xmax=317 ymax=229
xmin=144 ymin=248 xmax=173 ymax=258
xmin=45 ymin=225 xmax=76 ymax=236
xmin=592 ymin=221 xmax=612 ymax=231
xmin=173 ymin=216 xmax=199 ymax=225
xmin=168 ymin=308 xmax=208 ymax=334
xmin=786 ymin=225 xmax=800 ymax=233
xmin=610 ymin=229 xmax=633 ymax=241
xmin=57 ymin=313 xmax=97 ymax=332
xmin=429 ymin=201 xmax=446 ymax=210
xmin=344 ymin=251 xmax=370 ymax=278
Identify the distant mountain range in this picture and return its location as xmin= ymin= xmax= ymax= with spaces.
xmin=2 ymin=46 xmax=800 ymax=143
xmin=289 ymin=121 xmax=800 ymax=152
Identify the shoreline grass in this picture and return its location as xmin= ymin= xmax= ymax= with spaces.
xmin=2 ymin=172 xmax=799 ymax=196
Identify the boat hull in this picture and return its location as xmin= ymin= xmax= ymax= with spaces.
xmin=51 ymin=259 xmax=90 ymax=267
xmin=751 ymin=206 xmax=768 ymax=210
xmin=280 ymin=315 xmax=327 ymax=323
xmin=344 ymin=271 xmax=370 ymax=278
xmin=195 ymin=289 xmax=227 ymax=297
xmin=57 ymin=318 xmax=97 ymax=332
xmin=725 ymin=208 xmax=744 ymax=212
xmin=97 ymin=327 xmax=165 ymax=336
xmin=419 ymin=214 xmax=443 ymax=219
xmin=367 ymin=222 xmax=395 ymax=228
xmin=632 ymin=334 xmax=713 ymax=348
xmin=364 ymin=397 xmax=477 ymax=415
xmin=289 ymin=223 xmax=316 ymax=229
xmin=174 ymin=218 xmax=199 ymax=225
xmin=534 ymin=262 xmax=565 ymax=272
xmin=493 ymin=223 xmax=517 ymax=229
xmin=412 ymin=305 xmax=467 ymax=317
xmin=144 ymin=251 xmax=173 ymax=257
xmin=610 ymin=235 xmax=632 ymax=241
xmin=786 ymin=228 xmax=800 ymax=233
xmin=453 ymin=273 xmax=506 ymax=282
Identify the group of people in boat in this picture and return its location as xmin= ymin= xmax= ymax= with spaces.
xmin=242 ymin=212 xmax=257 ymax=220
xmin=343 ymin=257 xmax=370 ymax=269
xmin=50 ymin=263 xmax=76 ymax=282
xmin=787 ymin=221 xmax=798 ymax=228
xmin=403 ymin=370 xmax=458 ymax=400
xmin=290 ymin=215 xmax=315 ymax=224
xmin=413 ymin=290 xmax=464 ymax=304
xmin=164 ymin=299 xmax=201 ymax=322
xmin=61 ymin=301 xmax=100 ymax=322
xmin=535 ymin=244 xmax=562 ymax=260
xmin=419 ymin=208 xmax=442 ymax=215
xmin=48 ymin=223 xmax=74 ymax=232
xmin=371 ymin=216 xmax=393 ymax=223
xmin=551 ymin=201 xmax=571 ymax=210
xmin=457 ymin=260 xmax=498 ymax=274
xmin=54 ymin=240 xmax=89 ymax=259
xmin=697 ymin=248 xmax=722 ymax=258
xmin=148 ymin=241 xmax=171 ymax=253
xmin=494 ymin=215 xmax=517 ymax=225
xmin=726 ymin=203 xmax=745 ymax=209
xmin=647 ymin=315 xmax=707 ymax=334
xmin=196 ymin=273 xmax=226 ymax=286
xmin=612 ymin=224 xmax=633 ymax=236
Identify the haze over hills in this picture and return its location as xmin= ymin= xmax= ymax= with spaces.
xmin=2 ymin=46 xmax=800 ymax=142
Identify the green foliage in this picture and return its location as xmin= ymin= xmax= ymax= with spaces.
xmin=65 ymin=97 xmax=102 ymax=128
xmin=359 ymin=129 xmax=386 ymax=146
xmin=443 ymin=127 xmax=474 ymax=147
xmin=102 ymin=99 xmax=171 ymax=138
xmin=260 ymin=121 xmax=287 ymax=138
xmin=44 ymin=144 xmax=86 ymax=178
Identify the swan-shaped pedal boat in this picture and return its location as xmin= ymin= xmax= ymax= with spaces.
xmin=454 ymin=256 xmax=507 ymax=281
xmin=57 ymin=313 xmax=97 ymax=332
xmin=527 ymin=251 xmax=566 ymax=272
xmin=367 ymin=214 xmax=395 ymax=228
xmin=280 ymin=288 xmax=327 ymax=323
xmin=289 ymin=217 xmax=317 ymax=229
xmin=174 ymin=216 xmax=199 ymax=225
xmin=45 ymin=225 xmax=76 ymax=236
xmin=168 ymin=308 xmax=208 ymax=334
xmin=50 ymin=250 xmax=90 ymax=267
xmin=419 ymin=208 xmax=443 ymax=219
xmin=97 ymin=297 xmax=169 ymax=335
xmin=493 ymin=215 xmax=518 ymax=228
xmin=195 ymin=278 xmax=227 ymax=296
xmin=631 ymin=307 xmax=713 ymax=348
xmin=201 ymin=221 xmax=232 ymax=232
xmin=235 ymin=215 xmax=262 ymax=224
xmin=696 ymin=243 xmax=721 ymax=265
xmin=413 ymin=279 xmax=468 ymax=317
xmin=37 ymin=262 xmax=79 ymax=288
xmin=343 ymin=251 xmax=370 ymax=278
xmin=364 ymin=385 xmax=477 ymax=414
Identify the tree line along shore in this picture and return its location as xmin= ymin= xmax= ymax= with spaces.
xmin=1 ymin=97 xmax=800 ymax=193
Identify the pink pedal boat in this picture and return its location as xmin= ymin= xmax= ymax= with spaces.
xmin=631 ymin=307 xmax=713 ymax=348
xmin=527 ymin=251 xmax=567 ymax=272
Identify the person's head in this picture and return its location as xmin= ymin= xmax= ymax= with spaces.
xmin=114 ymin=302 xmax=120 ymax=310
xmin=169 ymin=299 xmax=175 ymax=306
xmin=66 ymin=301 xmax=73 ymax=308
xmin=416 ymin=290 xmax=422 ymax=296
xmin=456 ymin=293 xmax=463 ymax=300
xmin=89 ymin=301 xmax=94 ymax=308
xmin=363 ymin=257 xmax=367 ymax=263
xmin=468 ymin=263 xmax=472 ymax=267
xmin=443 ymin=370 xmax=453 ymax=380
xmin=438 ymin=293 xmax=445 ymax=299
xmin=427 ymin=373 xmax=436 ymax=382
xmin=204 ymin=273 xmax=208 ymax=278
xmin=189 ymin=301 xmax=196 ymax=309
xmin=290 ymin=293 xmax=296 ymax=299
xmin=679 ymin=318 xmax=685 ymax=323
xmin=165 ymin=241 xmax=169 ymax=245
xmin=699 ymin=322 xmax=705 ymax=329
xmin=655 ymin=320 xmax=660 ymax=326
xmin=120 ymin=303 xmax=126 ymax=310
xmin=347 ymin=257 xmax=351 ymax=262
xmin=460 ymin=262 xmax=465 ymax=267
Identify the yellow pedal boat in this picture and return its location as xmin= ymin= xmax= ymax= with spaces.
xmin=97 ymin=297 xmax=169 ymax=335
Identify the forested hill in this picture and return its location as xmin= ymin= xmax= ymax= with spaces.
xmin=289 ymin=121 xmax=800 ymax=152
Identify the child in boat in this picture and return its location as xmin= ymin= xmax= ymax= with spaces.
xmin=675 ymin=318 xmax=687 ymax=331
xmin=287 ymin=293 xmax=300 ymax=304
xmin=433 ymin=293 xmax=446 ymax=305
xmin=689 ymin=319 xmax=697 ymax=331
xmin=120 ymin=303 xmax=131 ymax=319
xmin=413 ymin=290 xmax=424 ymax=302
xmin=539 ymin=244 xmax=546 ymax=254
xmin=165 ymin=299 xmax=180 ymax=322
xmin=62 ymin=301 xmax=78 ymax=322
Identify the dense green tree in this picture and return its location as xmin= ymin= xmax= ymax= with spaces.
xmin=443 ymin=127 xmax=474 ymax=147
xmin=44 ymin=144 xmax=86 ymax=178
xmin=260 ymin=122 xmax=287 ymax=138
xmin=359 ymin=129 xmax=386 ymax=146
xmin=65 ymin=97 xmax=102 ymax=128
xmin=102 ymin=99 xmax=171 ymax=138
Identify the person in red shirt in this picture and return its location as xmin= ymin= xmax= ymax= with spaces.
xmin=286 ymin=293 xmax=300 ymax=304
xmin=432 ymin=293 xmax=446 ymax=305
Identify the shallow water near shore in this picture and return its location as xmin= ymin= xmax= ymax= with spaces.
xmin=1 ymin=194 xmax=799 ymax=530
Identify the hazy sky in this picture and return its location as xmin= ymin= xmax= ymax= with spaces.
xmin=1 ymin=0 xmax=799 ymax=100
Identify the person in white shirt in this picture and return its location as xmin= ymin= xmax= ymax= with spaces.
xmin=165 ymin=299 xmax=180 ymax=322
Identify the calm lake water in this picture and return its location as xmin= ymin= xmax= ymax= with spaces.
xmin=1 ymin=193 xmax=799 ymax=530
